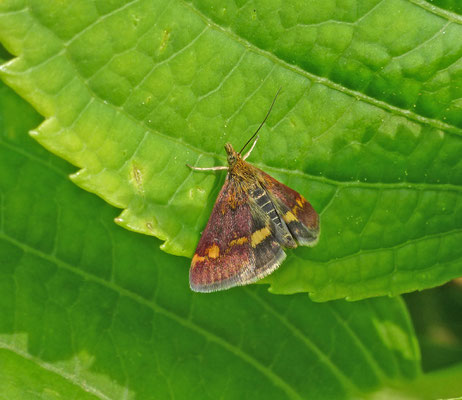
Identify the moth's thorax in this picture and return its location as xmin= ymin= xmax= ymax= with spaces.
xmin=224 ymin=143 xmax=259 ymax=189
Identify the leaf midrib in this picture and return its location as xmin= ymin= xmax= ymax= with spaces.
xmin=260 ymin=164 xmax=462 ymax=192
xmin=305 ymin=227 xmax=462 ymax=265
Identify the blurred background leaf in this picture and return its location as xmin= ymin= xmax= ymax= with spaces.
xmin=405 ymin=282 xmax=462 ymax=372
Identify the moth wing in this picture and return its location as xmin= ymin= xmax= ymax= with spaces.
xmin=258 ymin=169 xmax=320 ymax=246
xmin=247 ymin=185 xmax=297 ymax=249
xmin=190 ymin=176 xmax=286 ymax=293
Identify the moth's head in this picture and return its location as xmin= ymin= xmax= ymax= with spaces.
xmin=225 ymin=143 xmax=239 ymax=167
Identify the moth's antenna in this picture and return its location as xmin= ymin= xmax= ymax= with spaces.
xmin=238 ymin=87 xmax=282 ymax=155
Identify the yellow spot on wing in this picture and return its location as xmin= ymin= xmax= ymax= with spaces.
xmin=296 ymin=197 xmax=305 ymax=207
xmin=207 ymin=244 xmax=220 ymax=258
xmin=251 ymin=227 xmax=271 ymax=247
xmin=192 ymin=254 xmax=206 ymax=266
xmin=283 ymin=210 xmax=298 ymax=223
xmin=293 ymin=196 xmax=307 ymax=216
xmin=230 ymin=237 xmax=248 ymax=246
xmin=192 ymin=244 xmax=220 ymax=267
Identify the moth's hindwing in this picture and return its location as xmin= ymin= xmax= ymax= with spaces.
xmin=258 ymin=169 xmax=320 ymax=246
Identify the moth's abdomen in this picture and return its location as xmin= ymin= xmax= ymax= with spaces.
xmin=249 ymin=186 xmax=296 ymax=249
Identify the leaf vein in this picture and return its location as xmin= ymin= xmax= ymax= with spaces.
xmin=318 ymin=227 xmax=462 ymax=266
xmin=0 ymin=342 xmax=112 ymax=400
xmin=407 ymin=0 xmax=462 ymax=24
xmin=245 ymin=289 xmax=362 ymax=393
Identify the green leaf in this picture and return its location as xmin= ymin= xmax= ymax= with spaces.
xmin=0 ymin=82 xmax=423 ymax=400
xmin=1 ymin=0 xmax=462 ymax=299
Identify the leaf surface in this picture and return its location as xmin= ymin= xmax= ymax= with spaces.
xmin=0 ymin=0 xmax=461 ymax=299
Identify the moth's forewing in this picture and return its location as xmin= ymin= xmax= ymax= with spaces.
xmin=190 ymin=173 xmax=286 ymax=292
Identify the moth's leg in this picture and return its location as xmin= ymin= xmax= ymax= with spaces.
xmin=186 ymin=164 xmax=228 ymax=171
xmin=242 ymin=135 xmax=259 ymax=160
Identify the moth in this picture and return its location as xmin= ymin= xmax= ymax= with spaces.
xmin=188 ymin=90 xmax=319 ymax=292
